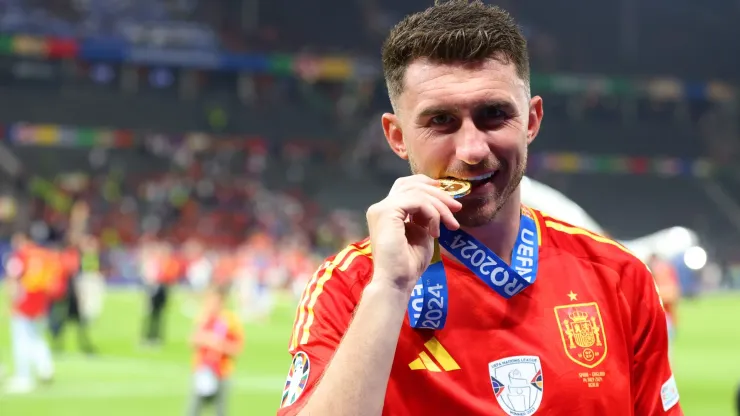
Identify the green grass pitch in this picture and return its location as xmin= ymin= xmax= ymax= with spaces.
xmin=0 ymin=288 xmax=737 ymax=415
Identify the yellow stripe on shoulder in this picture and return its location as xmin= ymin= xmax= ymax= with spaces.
xmin=290 ymin=265 xmax=324 ymax=351
xmin=544 ymin=220 xmax=634 ymax=257
xmin=290 ymin=245 xmax=355 ymax=351
xmin=295 ymin=243 xmax=373 ymax=348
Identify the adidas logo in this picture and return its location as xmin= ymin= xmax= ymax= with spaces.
xmin=408 ymin=337 xmax=460 ymax=372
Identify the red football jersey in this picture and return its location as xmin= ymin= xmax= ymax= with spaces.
xmin=278 ymin=208 xmax=682 ymax=416
xmin=11 ymin=246 xmax=56 ymax=318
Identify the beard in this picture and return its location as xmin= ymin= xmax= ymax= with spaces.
xmin=408 ymin=150 xmax=527 ymax=228
xmin=455 ymin=162 xmax=525 ymax=227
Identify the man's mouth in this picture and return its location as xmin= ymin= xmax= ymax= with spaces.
xmin=456 ymin=171 xmax=497 ymax=188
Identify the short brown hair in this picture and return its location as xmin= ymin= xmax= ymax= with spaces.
xmin=381 ymin=0 xmax=530 ymax=105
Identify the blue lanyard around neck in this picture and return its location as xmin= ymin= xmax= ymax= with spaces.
xmin=407 ymin=207 xmax=541 ymax=330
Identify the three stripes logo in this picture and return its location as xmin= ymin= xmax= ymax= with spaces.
xmin=408 ymin=337 xmax=460 ymax=372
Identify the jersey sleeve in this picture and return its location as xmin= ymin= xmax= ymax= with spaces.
xmin=623 ymin=259 xmax=683 ymax=415
xmin=277 ymin=244 xmax=371 ymax=416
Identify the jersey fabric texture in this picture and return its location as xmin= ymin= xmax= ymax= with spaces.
xmin=278 ymin=208 xmax=682 ymax=416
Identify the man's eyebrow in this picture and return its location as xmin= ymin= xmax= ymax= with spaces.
xmin=417 ymin=105 xmax=458 ymax=119
xmin=416 ymin=99 xmax=515 ymax=119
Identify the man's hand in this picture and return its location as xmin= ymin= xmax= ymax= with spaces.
xmin=366 ymin=174 xmax=462 ymax=294
xmin=290 ymin=175 xmax=462 ymax=416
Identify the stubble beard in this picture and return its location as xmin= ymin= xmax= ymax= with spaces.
xmin=407 ymin=152 xmax=527 ymax=229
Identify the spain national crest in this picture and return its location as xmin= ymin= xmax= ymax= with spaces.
xmin=280 ymin=351 xmax=310 ymax=408
xmin=554 ymin=302 xmax=608 ymax=368
xmin=489 ymin=355 xmax=544 ymax=416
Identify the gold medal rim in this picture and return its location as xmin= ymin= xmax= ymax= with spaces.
xmin=438 ymin=178 xmax=471 ymax=197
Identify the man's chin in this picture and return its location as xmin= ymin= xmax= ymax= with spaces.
xmin=455 ymin=197 xmax=502 ymax=228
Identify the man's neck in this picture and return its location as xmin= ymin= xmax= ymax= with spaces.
xmin=443 ymin=190 xmax=522 ymax=265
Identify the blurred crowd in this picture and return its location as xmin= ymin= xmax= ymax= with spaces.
xmin=0 ymin=0 xmax=734 ymax=286
xmin=19 ymin=132 xmax=365 ymax=287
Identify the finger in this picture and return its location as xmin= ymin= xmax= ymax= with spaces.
xmin=397 ymin=190 xmax=458 ymax=233
xmin=391 ymin=174 xmax=440 ymax=194
xmin=409 ymin=211 xmax=437 ymax=238
xmin=391 ymin=180 xmax=463 ymax=213
xmin=415 ymin=183 xmax=463 ymax=212
xmin=421 ymin=192 xmax=460 ymax=231
xmin=407 ymin=174 xmax=440 ymax=186
xmin=396 ymin=193 xmax=441 ymax=238
xmin=402 ymin=186 xmax=460 ymax=229
xmin=410 ymin=192 xmax=462 ymax=237
xmin=416 ymin=201 xmax=442 ymax=239
xmin=409 ymin=195 xmax=442 ymax=238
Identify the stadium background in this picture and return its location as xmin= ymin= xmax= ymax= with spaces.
xmin=0 ymin=0 xmax=738 ymax=414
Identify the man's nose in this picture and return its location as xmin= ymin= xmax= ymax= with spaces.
xmin=455 ymin=120 xmax=490 ymax=166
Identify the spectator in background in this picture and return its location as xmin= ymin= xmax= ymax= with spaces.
xmin=141 ymin=239 xmax=184 ymax=346
xmin=50 ymin=234 xmax=99 ymax=355
xmin=4 ymin=232 xmax=56 ymax=394
xmin=48 ymin=240 xmax=80 ymax=352
xmin=648 ymin=253 xmax=681 ymax=350
xmin=75 ymin=234 xmax=106 ymax=337
xmin=187 ymin=283 xmax=244 ymax=416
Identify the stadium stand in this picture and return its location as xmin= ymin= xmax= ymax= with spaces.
xmin=0 ymin=1 xmax=737 ymax=412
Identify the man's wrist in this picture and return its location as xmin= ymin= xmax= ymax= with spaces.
xmin=363 ymin=278 xmax=413 ymax=309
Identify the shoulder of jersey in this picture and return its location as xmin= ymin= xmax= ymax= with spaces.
xmin=536 ymin=209 xmax=642 ymax=269
xmin=321 ymin=237 xmax=374 ymax=284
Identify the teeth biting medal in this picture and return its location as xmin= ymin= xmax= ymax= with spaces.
xmin=438 ymin=178 xmax=471 ymax=199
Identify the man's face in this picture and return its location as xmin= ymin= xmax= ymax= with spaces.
xmin=382 ymin=57 xmax=543 ymax=227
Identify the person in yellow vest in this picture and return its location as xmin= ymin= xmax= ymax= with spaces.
xmin=186 ymin=284 xmax=244 ymax=416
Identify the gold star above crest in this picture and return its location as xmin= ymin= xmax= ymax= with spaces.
xmin=567 ymin=291 xmax=578 ymax=301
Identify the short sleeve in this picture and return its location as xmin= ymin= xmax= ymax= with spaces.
xmin=623 ymin=260 xmax=683 ymax=415
xmin=277 ymin=243 xmax=372 ymax=415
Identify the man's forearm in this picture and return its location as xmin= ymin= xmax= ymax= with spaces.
xmin=298 ymin=279 xmax=410 ymax=416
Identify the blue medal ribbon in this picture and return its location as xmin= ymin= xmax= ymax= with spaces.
xmin=407 ymin=207 xmax=541 ymax=330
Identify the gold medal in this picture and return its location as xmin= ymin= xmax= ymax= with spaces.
xmin=439 ymin=178 xmax=471 ymax=199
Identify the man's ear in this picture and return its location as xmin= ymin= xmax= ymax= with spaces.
xmin=382 ymin=113 xmax=407 ymax=159
xmin=526 ymin=95 xmax=544 ymax=145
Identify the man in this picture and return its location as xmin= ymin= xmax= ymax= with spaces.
xmin=187 ymin=284 xmax=244 ymax=416
xmin=278 ymin=1 xmax=681 ymax=415
xmin=48 ymin=244 xmax=74 ymax=349
xmin=50 ymin=235 xmax=98 ymax=354
xmin=142 ymin=240 xmax=183 ymax=346
xmin=4 ymin=233 xmax=55 ymax=393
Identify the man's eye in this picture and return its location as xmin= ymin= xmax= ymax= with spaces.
xmin=430 ymin=114 xmax=455 ymax=125
xmin=479 ymin=107 xmax=507 ymax=120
